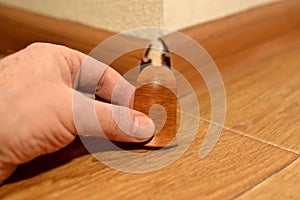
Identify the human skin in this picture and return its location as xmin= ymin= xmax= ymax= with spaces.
xmin=0 ymin=43 xmax=155 ymax=183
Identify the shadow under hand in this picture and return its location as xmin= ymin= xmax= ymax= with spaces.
xmin=4 ymin=135 xmax=155 ymax=184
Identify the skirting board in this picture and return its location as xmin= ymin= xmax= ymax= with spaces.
xmin=0 ymin=0 xmax=299 ymax=73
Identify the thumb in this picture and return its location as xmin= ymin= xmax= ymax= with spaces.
xmin=73 ymin=91 xmax=155 ymax=142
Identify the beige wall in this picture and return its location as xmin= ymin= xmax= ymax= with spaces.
xmin=0 ymin=0 xmax=162 ymax=32
xmin=163 ymin=0 xmax=279 ymax=30
xmin=0 ymin=0 xmax=278 ymax=38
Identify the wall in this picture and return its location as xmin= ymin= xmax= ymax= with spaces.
xmin=0 ymin=0 xmax=278 ymax=38
xmin=163 ymin=0 xmax=279 ymax=30
xmin=0 ymin=0 xmax=162 ymax=33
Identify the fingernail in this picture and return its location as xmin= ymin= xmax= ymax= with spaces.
xmin=132 ymin=115 xmax=155 ymax=139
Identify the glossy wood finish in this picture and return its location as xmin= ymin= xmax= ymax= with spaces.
xmin=0 ymin=122 xmax=297 ymax=200
xmin=0 ymin=4 xmax=149 ymax=74
xmin=173 ymin=1 xmax=300 ymax=154
xmin=238 ymin=158 xmax=300 ymax=200
xmin=134 ymin=66 xmax=177 ymax=147
xmin=0 ymin=0 xmax=300 ymax=199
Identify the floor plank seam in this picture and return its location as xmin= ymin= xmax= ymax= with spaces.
xmin=196 ymin=117 xmax=300 ymax=198
xmin=231 ymin=156 xmax=299 ymax=199
xmin=199 ymin=117 xmax=300 ymax=155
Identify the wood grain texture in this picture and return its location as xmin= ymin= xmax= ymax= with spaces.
xmin=237 ymin=158 xmax=300 ymax=200
xmin=0 ymin=4 xmax=112 ymax=53
xmin=134 ymin=65 xmax=177 ymax=147
xmin=169 ymin=46 xmax=300 ymax=153
xmin=0 ymin=0 xmax=300 ymax=199
xmin=163 ymin=0 xmax=300 ymax=154
xmin=179 ymin=0 xmax=300 ymax=65
xmin=0 ymin=4 xmax=149 ymax=75
xmin=221 ymin=47 xmax=300 ymax=153
xmin=0 ymin=121 xmax=297 ymax=200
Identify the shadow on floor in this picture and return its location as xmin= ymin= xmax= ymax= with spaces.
xmin=3 ymin=135 xmax=160 ymax=184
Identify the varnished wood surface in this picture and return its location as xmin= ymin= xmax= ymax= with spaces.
xmin=0 ymin=4 xmax=113 ymax=53
xmin=0 ymin=0 xmax=300 ymax=199
xmin=238 ymin=158 xmax=300 ymax=200
xmin=0 ymin=122 xmax=297 ymax=199
xmin=134 ymin=66 xmax=177 ymax=147
xmin=168 ymin=1 xmax=300 ymax=154
xmin=0 ymin=4 xmax=149 ymax=74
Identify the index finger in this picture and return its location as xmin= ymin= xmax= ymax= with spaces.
xmin=72 ymin=51 xmax=135 ymax=108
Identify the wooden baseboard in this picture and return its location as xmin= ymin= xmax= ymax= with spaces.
xmin=0 ymin=4 xmax=116 ymax=54
xmin=167 ymin=0 xmax=300 ymax=69
xmin=1 ymin=1 xmax=299 ymax=54
xmin=0 ymin=4 xmax=150 ymax=75
xmin=1 ymin=1 xmax=299 ymax=74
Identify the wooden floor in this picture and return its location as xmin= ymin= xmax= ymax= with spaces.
xmin=0 ymin=1 xmax=300 ymax=199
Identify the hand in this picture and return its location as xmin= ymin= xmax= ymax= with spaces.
xmin=0 ymin=43 xmax=155 ymax=183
